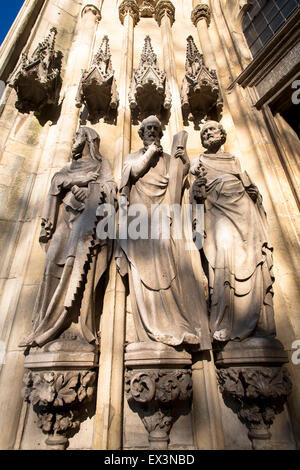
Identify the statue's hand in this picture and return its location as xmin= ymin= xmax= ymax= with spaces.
xmin=39 ymin=218 xmax=53 ymax=243
xmin=148 ymin=142 xmax=163 ymax=157
xmin=192 ymin=178 xmax=207 ymax=203
xmin=79 ymin=172 xmax=99 ymax=186
xmin=72 ymin=185 xmax=88 ymax=202
xmin=246 ymin=184 xmax=259 ymax=203
xmin=174 ymin=146 xmax=187 ymax=164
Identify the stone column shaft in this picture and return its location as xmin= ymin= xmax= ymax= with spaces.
xmin=156 ymin=1 xmax=183 ymax=135
xmin=191 ymin=1 xmax=216 ymax=70
xmin=92 ymin=1 xmax=138 ymax=450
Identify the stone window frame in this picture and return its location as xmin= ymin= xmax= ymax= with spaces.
xmin=242 ymin=0 xmax=300 ymax=57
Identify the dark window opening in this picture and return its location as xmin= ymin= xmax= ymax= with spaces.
xmin=269 ymin=80 xmax=300 ymax=140
xmin=242 ymin=0 xmax=300 ymax=57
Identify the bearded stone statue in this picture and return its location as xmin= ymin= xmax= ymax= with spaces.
xmin=190 ymin=121 xmax=276 ymax=343
xmin=117 ymin=115 xmax=210 ymax=351
xmin=20 ymin=127 xmax=117 ymax=351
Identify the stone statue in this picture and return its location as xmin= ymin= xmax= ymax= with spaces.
xmin=190 ymin=120 xmax=276 ymax=342
xmin=117 ymin=115 xmax=210 ymax=350
xmin=20 ymin=127 xmax=117 ymax=350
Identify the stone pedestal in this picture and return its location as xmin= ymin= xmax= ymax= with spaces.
xmin=23 ymin=340 xmax=98 ymax=450
xmin=215 ymin=337 xmax=292 ymax=449
xmin=125 ymin=342 xmax=192 ymax=450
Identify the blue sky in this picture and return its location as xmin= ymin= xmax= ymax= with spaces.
xmin=0 ymin=1 xmax=25 ymax=45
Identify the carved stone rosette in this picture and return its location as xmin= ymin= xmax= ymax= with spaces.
xmin=181 ymin=36 xmax=222 ymax=128
xmin=215 ymin=338 xmax=292 ymax=449
xmin=191 ymin=3 xmax=211 ymax=27
xmin=125 ymin=342 xmax=192 ymax=449
xmin=119 ymin=0 xmax=140 ymax=26
xmin=23 ymin=369 xmax=97 ymax=449
xmin=76 ymin=36 xmax=119 ymax=124
xmin=129 ymin=36 xmax=171 ymax=123
xmin=154 ymin=0 xmax=175 ymax=27
xmin=8 ymin=27 xmax=62 ymax=117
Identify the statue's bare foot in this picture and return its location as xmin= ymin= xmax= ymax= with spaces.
xmin=213 ymin=329 xmax=230 ymax=341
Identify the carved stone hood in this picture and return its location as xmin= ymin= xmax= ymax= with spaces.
xmin=129 ymin=35 xmax=171 ymax=123
xmin=76 ymin=36 xmax=119 ymax=124
xmin=9 ymin=27 xmax=62 ymax=117
xmin=181 ymin=35 xmax=223 ymax=128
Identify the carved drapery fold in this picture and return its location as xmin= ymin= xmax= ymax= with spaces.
xmin=181 ymin=35 xmax=222 ymax=127
xmin=191 ymin=3 xmax=211 ymax=27
xmin=119 ymin=0 xmax=140 ymax=26
xmin=76 ymin=36 xmax=119 ymax=124
xmin=154 ymin=0 xmax=175 ymax=27
xmin=129 ymin=35 xmax=171 ymax=123
xmin=8 ymin=27 xmax=62 ymax=117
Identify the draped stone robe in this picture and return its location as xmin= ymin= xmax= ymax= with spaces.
xmin=21 ymin=156 xmax=117 ymax=348
xmin=191 ymin=152 xmax=276 ymax=341
xmin=117 ymin=149 xmax=211 ymax=350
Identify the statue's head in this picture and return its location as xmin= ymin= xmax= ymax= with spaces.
xmin=72 ymin=126 xmax=102 ymax=162
xmin=138 ymin=115 xmax=163 ymax=147
xmin=200 ymin=120 xmax=227 ymax=152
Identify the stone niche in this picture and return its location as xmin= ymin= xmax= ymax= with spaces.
xmin=8 ymin=27 xmax=62 ymax=120
xmin=76 ymin=36 xmax=119 ymax=125
xmin=181 ymin=36 xmax=222 ymax=129
xmin=129 ymin=35 xmax=171 ymax=124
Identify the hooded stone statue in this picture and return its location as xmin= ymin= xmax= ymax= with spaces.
xmin=20 ymin=126 xmax=117 ymax=350
xmin=191 ymin=120 xmax=276 ymax=342
xmin=117 ymin=115 xmax=211 ymax=351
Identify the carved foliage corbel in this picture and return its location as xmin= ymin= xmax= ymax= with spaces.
xmin=76 ymin=36 xmax=119 ymax=124
xmin=23 ymin=370 xmax=97 ymax=449
xmin=125 ymin=369 xmax=192 ymax=449
xmin=217 ymin=366 xmax=292 ymax=448
xmin=191 ymin=3 xmax=211 ymax=27
xmin=8 ymin=27 xmax=62 ymax=117
xmin=181 ymin=35 xmax=222 ymax=128
xmin=119 ymin=0 xmax=140 ymax=26
xmin=81 ymin=4 xmax=102 ymax=21
xmin=129 ymin=35 xmax=171 ymax=123
xmin=154 ymin=0 xmax=175 ymax=27
xmin=137 ymin=0 xmax=157 ymax=17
